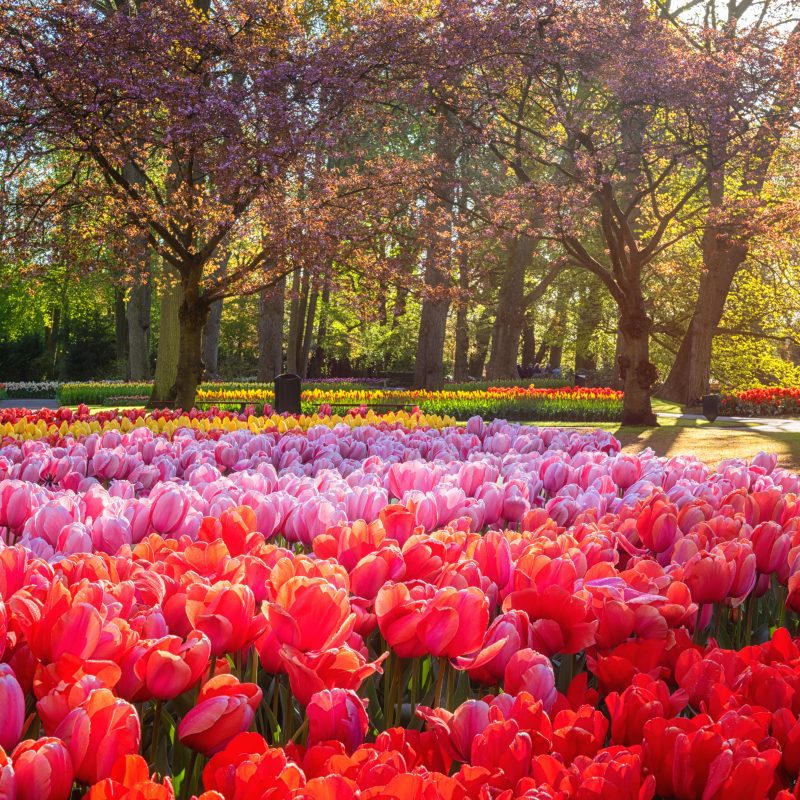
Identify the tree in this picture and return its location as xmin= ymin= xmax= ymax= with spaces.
xmin=0 ymin=0 xmax=388 ymax=407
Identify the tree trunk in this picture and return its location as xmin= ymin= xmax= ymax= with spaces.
xmin=453 ymin=252 xmax=470 ymax=382
xmin=548 ymin=344 xmax=563 ymax=371
xmin=469 ymin=311 xmax=492 ymax=378
xmin=486 ymin=235 xmax=537 ymax=380
xmin=413 ymin=286 xmax=450 ymax=389
xmin=618 ymin=305 xmax=658 ymax=425
xmin=286 ymin=270 xmax=303 ymax=374
xmin=202 ymin=298 xmax=223 ymax=379
xmin=258 ymin=277 xmax=285 ymax=381
xmin=150 ymin=265 xmax=182 ymax=405
xmin=299 ymin=289 xmax=318 ymax=379
xmin=44 ymin=305 xmax=61 ymax=380
xmin=520 ymin=312 xmax=536 ymax=368
xmin=574 ymin=289 xmax=602 ymax=372
xmin=127 ymin=281 xmax=151 ymax=380
xmin=114 ymin=288 xmax=128 ymax=369
xmin=172 ymin=267 xmax=209 ymax=410
xmin=413 ymin=110 xmax=457 ymax=391
xmin=659 ymin=242 xmax=746 ymax=405
xmin=308 ymin=283 xmax=330 ymax=378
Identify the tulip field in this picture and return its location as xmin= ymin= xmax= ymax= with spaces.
xmin=2 ymin=408 xmax=800 ymax=799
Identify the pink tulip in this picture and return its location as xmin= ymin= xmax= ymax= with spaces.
xmin=149 ymin=487 xmax=189 ymax=535
xmin=0 ymin=666 xmax=24 ymax=752
xmin=503 ymin=648 xmax=557 ymax=710
xmin=11 ymin=738 xmax=73 ymax=800
xmin=307 ymin=689 xmax=369 ymax=752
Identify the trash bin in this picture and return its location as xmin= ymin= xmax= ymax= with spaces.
xmin=274 ymin=373 xmax=302 ymax=414
xmin=702 ymin=393 xmax=720 ymax=423
xmin=575 ymin=372 xmax=587 ymax=387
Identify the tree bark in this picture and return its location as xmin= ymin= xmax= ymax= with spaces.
xmin=150 ymin=265 xmax=182 ymax=405
xmin=618 ymin=305 xmax=658 ymax=425
xmin=453 ymin=252 xmax=470 ymax=382
xmin=413 ymin=110 xmax=458 ymax=391
xmin=202 ymin=298 xmax=223 ymax=379
xmin=172 ymin=266 xmax=209 ymax=410
xmin=114 ymin=289 xmax=128 ymax=368
xmin=286 ymin=269 xmax=303 ymax=374
xmin=520 ymin=311 xmax=536 ymax=368
xmin=127 ymin=281 xmax=151 ymax=380
xmin=308 ymin=283 xmax=330 ymax=378
xmin=486 ymin=235 xmax=538 ymax=380
xmin=469 ymin=310 xmax=492 ymax=378
xmin=299 ymin=289 xmax=318 ymax=379
xmin=574 ymin=288 xmax=602 ymax=372
xmin=258 ymin=277 xmax=285 ymax=381
xmin=659 ymin=238 xmax=747 ymax=405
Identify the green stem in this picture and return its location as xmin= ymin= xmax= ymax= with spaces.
xmin=434 ymin=658 xmax=447 ymax=708
xmin=744 ymin=593 xmax=755 ymax=647
xmin=693 ymin=603 xmax=705 ymax=645
xmin=182 ymin=750 xmax=199 ymax=800
xmin=150 ymin=700 xmax=162 ymax=767
xmin=290 ymin=717 xmax=309 ymax=744
xmin=445 ymin=660 xmax=455 ymax=710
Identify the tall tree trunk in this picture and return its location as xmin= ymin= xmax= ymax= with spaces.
xmin=127 ymin=281 xmax=151 ymax=381
xmin=308 ymin=283 xmax=330 ymax=378
xmin=299 ymin=289 xmax=318 ymax=379
xmin=574 ymin=288 xmax=602 ymax=372
xmin=150 ymin=265 xmax=182 ymax=405
xmin=520 ymin=311 xmax=536 ymax=367
xmin=258 ymin=277 xmax=285 ymax=381
xmin=413 ymin=111 xmax=457 ymax=391
xmin=172 ymin=266 xmax=209 ymax=410
xmin=659 ymin=240 xmax=747 ymax=405
xmin=469 ymin=310 xmax=492 ymax=378
xmin=44 ymin=305 xmax=61 ymax=380
xmin=453 ymin=253 xmax=470 ymax=382
xmin=618 ymin=303 xmax=658 ymax=425
xmin=114 ymin=288 xmax=127 ymax=369
xmin=202 ymin=298 xmax=223 ymax=379
xmin=286 ymin=270 xmax=303 ymax=374
xmin=486 ymin=235 xmax=537 ymax=379
xmin=413 ymin=268 xmax=450 ymax=390
xmin=548 ymin=344 xmax=563 ymax=371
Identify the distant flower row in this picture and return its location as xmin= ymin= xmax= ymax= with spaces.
xmin=721 ymin=387 xmax=800 ymax=417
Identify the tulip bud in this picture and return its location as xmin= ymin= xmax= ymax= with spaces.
xmin=0 ymin=666 xmax=25 ymax=752
xmin=12 ymin=738 xmax=73 ymax=800
xmin=307 ymin=689 xmax=368 ymax=753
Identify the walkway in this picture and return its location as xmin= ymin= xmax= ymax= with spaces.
xmin=0 ymin=399 xmax=59 ymax=410
xmin=658 ymin=411 xmax=800 ymax=434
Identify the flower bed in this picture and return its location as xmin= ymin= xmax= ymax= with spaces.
xmin=196 ymin=385 xmax=624 ymax=422
xmin=721 ymin=387 xmax=800 ymax=417
xmin=0 ymin=380 xmax=61 ymax=399
xmin=0 ymin=414 xmax=798 ymax=797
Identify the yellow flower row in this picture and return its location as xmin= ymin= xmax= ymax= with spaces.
xmin=0 ymin=410 xmax=456 ymax=441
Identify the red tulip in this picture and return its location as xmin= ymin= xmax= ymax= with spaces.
xmin=417 ymin=586 xmax=488 ymax=658
xmin=178 ymin=675 xmax=262 ymax=755
xmin=202 ymin=733 xmax=305 ymax=798
xmin=134 ymin=631 xmax=211 ymax=700
xmin=265 ymin=576 xmax=355 ymax=655
xmin=185 ymin=582 xmax=261 ymax=657
xmin=307 ymin=689 xmax=369 ymax=753
xmin=682 ymin=549 xmax=735 ymax=604
xmin=36 ymin=675 xmax=106 ymax=735
xmin=503 ymin=585 xmax=598 ymax=655
xmin=605 ymin=674 xmax=688 ymax=746
xmin=85 ymin=754 xmax=174 ymax=800
xmin=11 ymin=738 xmax=73 ymax=800
xmin=281 ymin=644 xmax=386 ymax=706
xmin=552 ymin=706 xmax=608 ymax=765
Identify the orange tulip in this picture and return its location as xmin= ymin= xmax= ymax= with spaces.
xmin=54 ymin=688 xmax=141 ymax=785
xmin=185 ymin=582 xmax=262 ymax=657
